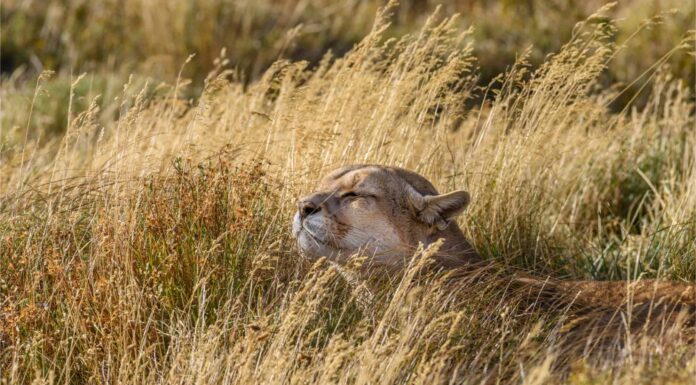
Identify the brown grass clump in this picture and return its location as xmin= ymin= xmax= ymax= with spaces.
xmin=1 ymin=3 xmax=695 ymax=384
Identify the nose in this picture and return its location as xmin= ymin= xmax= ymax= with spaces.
xmin=298 ymin=199 xmax=320 ymax=219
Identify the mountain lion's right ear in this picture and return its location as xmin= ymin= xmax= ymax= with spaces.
xmin=407 ymin=185 xmax=470 ymax=230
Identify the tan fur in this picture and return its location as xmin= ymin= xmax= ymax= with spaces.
xmin=292 ymin=165 xmax=479 ymax=268
xmin=292 ymin=165 xmax=695 ymax=347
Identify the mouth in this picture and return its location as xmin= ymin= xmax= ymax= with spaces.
xmin=292 ymin=212 xmax=341 ymax=260
xmin=298 ymin=228 xmax=326 ymax=249
xmin=300 ymin=224 xmax=333 ymax=254
xmin=293 ymin=212 xmax=326 ymax=241
xmin=293 ymin=211 xmax=320 ymax=242
xmin=301 ymin=224 xmax=323 ymax=243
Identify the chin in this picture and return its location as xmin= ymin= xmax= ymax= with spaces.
xmin=296 ymin=231 xmax=337 ymax=261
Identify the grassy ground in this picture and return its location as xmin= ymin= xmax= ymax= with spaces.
xmin=1 ymin=1 xmax=695 ymax=384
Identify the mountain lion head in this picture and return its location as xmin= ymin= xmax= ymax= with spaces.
xmin=292 ymin=165 xmax=479 ymax=268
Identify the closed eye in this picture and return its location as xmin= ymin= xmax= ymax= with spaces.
xmin=340 ymin=191 xmax=359 ymax=199
xmin=340 ymin=191 xmax=377 ymax=200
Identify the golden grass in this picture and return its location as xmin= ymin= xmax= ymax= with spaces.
xmin=1 ymin=3 xmax=695 ymax=384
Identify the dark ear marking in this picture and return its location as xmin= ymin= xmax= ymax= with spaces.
xmin=424 ymin=191 xmax=470 ymax=219
xmin=407 ymin=186 xmax=470 ymax=230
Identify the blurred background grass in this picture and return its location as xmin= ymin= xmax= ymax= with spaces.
xmin=3 ymin=0 xmax=694 ymax=82
xmin=2 ymin=0 xmax=694 ymax=136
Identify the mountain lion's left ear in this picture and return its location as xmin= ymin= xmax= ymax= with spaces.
xmin=408 ymin=186 xmax=471 ymax=230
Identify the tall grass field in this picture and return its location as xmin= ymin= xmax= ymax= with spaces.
xmin=1 ymin=1 xmax=695 ymax=384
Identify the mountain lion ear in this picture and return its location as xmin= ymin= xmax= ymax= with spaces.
xmin=418 ymin=190 xmax=470 ymax=230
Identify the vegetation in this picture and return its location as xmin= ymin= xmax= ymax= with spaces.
xmin=0 ymin=1 xmax=694 ymax=384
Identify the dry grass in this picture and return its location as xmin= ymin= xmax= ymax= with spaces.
xmin=1 ymin=2 xmax=695 ymax=384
